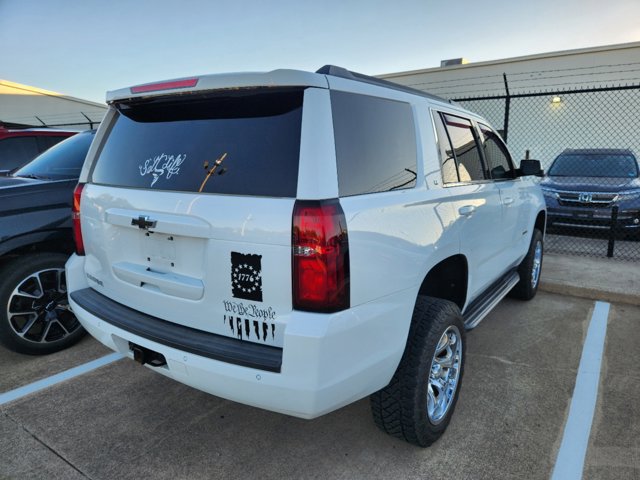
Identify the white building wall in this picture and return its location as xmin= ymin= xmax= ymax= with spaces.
xmin=0 ymin=80 xmax=107 ymax=130
xmin=380 ymin=42 xmax=640 ymax=98
xmin=380 ymin=42 xmax=640 ymax=168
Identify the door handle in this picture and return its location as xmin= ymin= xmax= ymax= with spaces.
xmin=503 ymin=197 xmax=514 ymax=206
xmin=458 ymin=205 xmax=476 ymax=217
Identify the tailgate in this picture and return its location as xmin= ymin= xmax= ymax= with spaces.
xmin=79 ymin=88 xmax=307 ymax=348
xmin=81 ymin=186 xmax=293 ymax=348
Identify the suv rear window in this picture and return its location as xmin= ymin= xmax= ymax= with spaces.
xmin=91 ymin=89 xmax=304 ymax=197
xmin=331 ymin=91 xmax=417 ymax=196
xmin=14 ymin=132 xmax=94 ymax=180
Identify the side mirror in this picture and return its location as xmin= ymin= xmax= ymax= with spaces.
xmin=519 ymin=159 xmax=544 ymax=177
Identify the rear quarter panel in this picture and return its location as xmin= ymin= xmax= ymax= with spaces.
xmin=338 ymin=97 xmax=460 ymax=308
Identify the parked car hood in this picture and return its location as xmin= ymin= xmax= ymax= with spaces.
xmin=0 ymin=176 xmax=46 ymax=188
xmin=541 ymin=175 xmax=640 ymax=192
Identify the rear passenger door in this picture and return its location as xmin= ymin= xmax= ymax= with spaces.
xmin=432 ymin=111 xmax=505 ymax=301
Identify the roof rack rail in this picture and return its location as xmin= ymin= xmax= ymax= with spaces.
xmin=316 ymin=65 xmax=450 ymax=103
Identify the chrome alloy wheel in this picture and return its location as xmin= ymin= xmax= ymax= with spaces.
xmin=7 ymin=268 xmax=80 ymax=344
xmin=427 ymin=325 xmax=463 ymax=424
xmin=531 ymin=240 xmax=543 ymax=289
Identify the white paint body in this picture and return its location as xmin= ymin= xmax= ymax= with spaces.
xmin=66 ymin=69 xmax=545 ymax=418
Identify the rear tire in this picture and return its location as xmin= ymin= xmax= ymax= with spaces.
xmin=0 ymin=253 xmax=85 ymax=355
xmin=510 ymin=229 xmax=543 ymax=301
xmin=370 ymin=296 xmax=465 ymax=447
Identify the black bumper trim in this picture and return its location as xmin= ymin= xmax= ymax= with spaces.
xmin=70 ymin=288 xmax=282 ymax=373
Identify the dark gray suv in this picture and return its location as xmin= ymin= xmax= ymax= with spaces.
xmin=540 ymin=149 xmax=640 ymax=236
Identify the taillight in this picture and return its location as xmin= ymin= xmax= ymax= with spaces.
xmin=292 ymin=199 xmax=349 ymax=312
xmin=72 ymin=183 xmax=85 ymax=255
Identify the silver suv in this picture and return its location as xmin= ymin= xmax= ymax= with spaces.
xmin=67 ymin=66 xmax=546 ymax=447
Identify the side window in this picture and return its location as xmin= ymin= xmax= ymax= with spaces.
xmin=331 ymin=91 xmax=417 ymax=196
xmin=442 ymin=114 xmax=485 ymax=182
xmin=0 ymin=137 xmax=40 ymax=170
xmin=432 ymin=112 xmax=458 ymax=183
xmin=479 ymin=123 xmax=514 ymax=179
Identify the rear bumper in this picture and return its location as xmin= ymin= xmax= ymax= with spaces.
xmin=66 ymin=254 xmax=415 ymax=419
xmin=70 ymin=288 xmax=283 ymax=372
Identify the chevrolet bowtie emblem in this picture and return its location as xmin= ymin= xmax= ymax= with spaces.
xmin=131 ymin=215 xmax=157 ymax=230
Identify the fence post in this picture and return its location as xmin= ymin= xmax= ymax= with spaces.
xmin=502 ymin=73 xmax=510 ymax=143
xmin=607 ymin=206 xmax=619 ymax=258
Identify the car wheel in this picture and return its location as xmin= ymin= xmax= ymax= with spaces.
xmin=509 ymin=229 xmax=543 ymax=301
xmin=0 ymin=253 xmax=85 ymax=355
xmin=370 ymin=296 xmax=465 ymax=447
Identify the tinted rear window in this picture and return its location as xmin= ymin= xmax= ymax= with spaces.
xmin=14 ymin=132 xmax=93 ymax=180
xmin=331 ymin=91 xmax=417 ymax=196
xmin=91 ymin=89 xmax=304 ymax=197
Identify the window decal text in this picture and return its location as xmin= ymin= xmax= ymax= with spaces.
xmin=139 ymin=153 xmax=186 ymax=187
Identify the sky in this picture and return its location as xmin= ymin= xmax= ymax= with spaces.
xmin=1 ymin=0 xmax=639 ymax=104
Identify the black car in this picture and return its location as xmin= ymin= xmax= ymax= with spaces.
xmin=0 ymin=130 xmax=95 ymax=354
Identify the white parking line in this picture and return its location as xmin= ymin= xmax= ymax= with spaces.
xmin=551 ymin=301 xmax=610 ymax=480
xmin=0 ymin=352 xmax=123 ymax=406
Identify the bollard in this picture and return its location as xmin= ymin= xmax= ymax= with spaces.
xmin=607 ymin=206 xmax=619 ymax=258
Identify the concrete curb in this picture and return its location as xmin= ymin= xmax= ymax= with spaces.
xmin=539 ymin=253 xmax=640 ymax=307
xmin=539 ymin=281 xmax=640 ymax=307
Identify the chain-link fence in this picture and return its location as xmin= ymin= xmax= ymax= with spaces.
xmin=455 ymin=84 xmax=640 ymax=262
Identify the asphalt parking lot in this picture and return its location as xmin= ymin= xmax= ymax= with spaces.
xmin=1 ymin=291 xmax=639 ymax=480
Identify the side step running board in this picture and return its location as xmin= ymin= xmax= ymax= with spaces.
xmin=463 ymin=270 xmax=520 ymax=330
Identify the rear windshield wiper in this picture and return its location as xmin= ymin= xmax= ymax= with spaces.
xmin=14 ymin=173 xmax=51 ymax=180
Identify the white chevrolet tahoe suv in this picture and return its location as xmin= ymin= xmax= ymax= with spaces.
xmin=67 ymin=66 xmax=546 ymax=447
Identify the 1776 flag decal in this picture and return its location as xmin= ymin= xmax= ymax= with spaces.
xmin=231 ymin=252 xmax=263 ymax=302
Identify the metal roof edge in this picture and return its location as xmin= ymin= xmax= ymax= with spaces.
xmin=0 ymin=79 xmax=107 ymax=109
xmin=377 ymin=41 xmax=640 ymax=79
